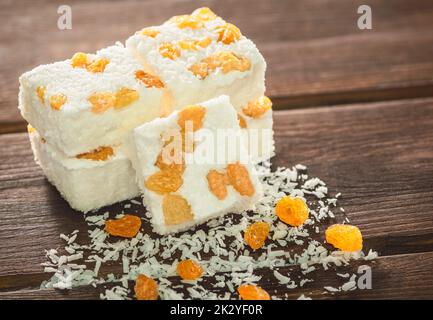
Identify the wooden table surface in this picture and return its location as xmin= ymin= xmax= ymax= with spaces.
xmin=1 ymin=0 xmax=433 ymax=299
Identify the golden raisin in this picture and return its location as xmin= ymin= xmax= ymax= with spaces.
xmin=238 ymin=284 xmax=270 ymax=300
xmin=76 ymin=146 xmax=114 ymax=161
xmin=134 ymin=274 xmax=158 ymax=300
xmin=155 ymin=151 xmax=185 ymax=174
xmin=169 ymin=14 xmax=203 ymax=29
xmin=86 ymin=58 xmax=109 ymax=73
xmin=325 ymin=224 xmax=363 ymax=252
xmin=226 ymin=162 xmax=255 ymax=196
xmin=159 ymin=42 xmax=181 ymax=60
xmin=178 ymin=37 xmax=212 ymax=51
xmin=71 ymin=52 xmax=89 ymax=68
xmin=177 ymin=105 xmax=206 ymax=132
xmin=145 ymin=169 xmax=183 ymax=195
xmin=244 ymin=221 xmax=270 ymax=250
xmin=105 ymin=214 xmax=142 ymax=238
xmin=49 ymin=94 xmax=67 ymax=110
xmin=275 ymin=196 xmax=309 ymax=227
xmin=215 ymin=23 xmax=242 ymax=44
xmin=114 ymin=88 xmax=139 ymax=109
xmin=218 ymin=52 xmax=251 ymax=74
xmin=27 ymin=124 xmax=36 ymax=134
xmin=242 ymin=96 xmax=272 ymax=119
xmin=141 ymin=27 xmax=160 ymax=38
xmin=191 ymin=7 xmax=217 ymax=21
xmin=188 ymin=62 xmax=209 ymax=79
xmin=88 ymin=92 xmax=116 ymax=114
xmin=36 ymin=86 xmax=46 ymax=104
xmin=135 ymin=70 xmax=165 ymax=88
xmin=162 ymin=194 xmax=194 ymax=226
xmin=189 ymin=51 xmax=251 ymax=79
xmin=207 ymin=170 xmax=229 ymax=200
xmin=177 ymin=259 xmax=204 ymax=280
xmin=238 ymin=114 xmax=247 ymax=128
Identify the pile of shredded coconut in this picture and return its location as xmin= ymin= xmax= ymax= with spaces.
xmin=41 ymin=162 xmax=377 ymax=300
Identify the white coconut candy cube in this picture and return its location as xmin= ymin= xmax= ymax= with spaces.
xmin=19 ymin=44 xmax=165 ymax=157
xmin=127 ymin=95 xmax=263 ymax=234
xmin=28 ymin=126 xmax=139 ymax=213
xmin=126 ymin=7 xmax=274 ymax=161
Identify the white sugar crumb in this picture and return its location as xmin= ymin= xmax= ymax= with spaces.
xmin=41 ymin=162 xmax=377 ymax=300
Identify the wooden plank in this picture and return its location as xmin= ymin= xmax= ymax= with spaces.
xmin=272 ymin=98 xmax=433 ymax=239
xmin=0 ymin=98 xmax=433 ymax=297
xmin=1 ymin=252 xmax=433 ymax=299
xmin=2 ymin=0 xmax=433 ymax=132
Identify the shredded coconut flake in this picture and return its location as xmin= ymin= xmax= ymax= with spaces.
xmin=41 ymin=162 xmax=377 ymax=299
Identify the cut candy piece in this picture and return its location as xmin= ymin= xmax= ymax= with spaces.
xmin=29 ymin=129 xmax=139 ymax=213
xmin=126 ymin=8 xmax=273 ymax=161
xmin=19 ymin=44 xmax=164 ymax=157
xmin=126 ymin=95 xmax=263 ymax=234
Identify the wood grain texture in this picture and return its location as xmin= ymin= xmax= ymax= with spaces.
xmin=1 ymin=252 xmax=433 ymax=299
xmin=0 ymin=98 xmax=433 ymax=298
xmin=273 ymin=98 xmax=433 ymax=239
xmin=2 ymin=0 xmax=433 ymax=133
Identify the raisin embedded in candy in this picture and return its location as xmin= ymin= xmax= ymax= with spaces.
xmin=141 ymin=27 xmax=160 ymax=38
xmin=155 ymin=151 xmax=185 ymax=174
xmin=134 ymin=274 xmax=158 ymax=300
xmin=275 ymin=196 xmax=309 ymax=227
xmin=178 ymin=37 xmax=212 ymax=51
xmin=207 ymin=170 xmax=229 ymax=200
xmin=105 ymin=214 xmax=142 ymax=238
xmin=238 ymin=284 xmax=270 ymax=300
xmin=71 ymin=52 xmax=89 ymax=68
xmin=145 ymin=169 xmax=183 ymax=194
xmin=177 ymin=105 xmax=206 ymax=132
xmin=86 ymin=58 xmax=109 ymax=73
xmin=49 ymin=94 xmax=67 ymax=110
xmin=177 ymin=259 xmax=204 ymax=280
xmin=215 ymin=23 xmax=241 ymax=44
xmin=325 ymin=224 xmax=363 ymax=252
xmin=189 ymin=51 xmax=251 ymax=79
xmin=70 ymin=53 xmax=108 ymax=73
xmin=238 ymin=114 xmax=247 ymax=128
xmin=242 ymin=96 xmax=272 ymax=119
xmin=76 ymin=146 xmax=114 ymax=161
xmin=27 ymin=124 xmax=36 ymax=134
xmin=159 ymin=42 xmax=181 ymax=60
xmin=36 ymin=86 xmax=46 ymax=104
xmin=169 ymin=14 xmax=203 ymax=29
xmin=226 ymin=162 xmax=255 ymax=196
xmin=135 ymin=70 xmax=164 ymax=88
xmin=162 ymin=194 xmax=194 ymax=226
xmin=114 ymin=87 xmax=139 ymax=109
xmin=217 ymin=52 xmax=251 ymax=74
xmin=88 ymin=92 xmax=116 ymax=114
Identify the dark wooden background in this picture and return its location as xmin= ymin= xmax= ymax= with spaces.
xmin=1 ymin=0 xmax=433 ymax=299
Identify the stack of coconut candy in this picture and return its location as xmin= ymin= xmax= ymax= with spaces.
xmin=19 ymin=8 xmax=366 ymax=300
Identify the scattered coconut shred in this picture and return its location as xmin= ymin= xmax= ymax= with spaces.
xmin=41 ymin=162 xmax=378 ymax=300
